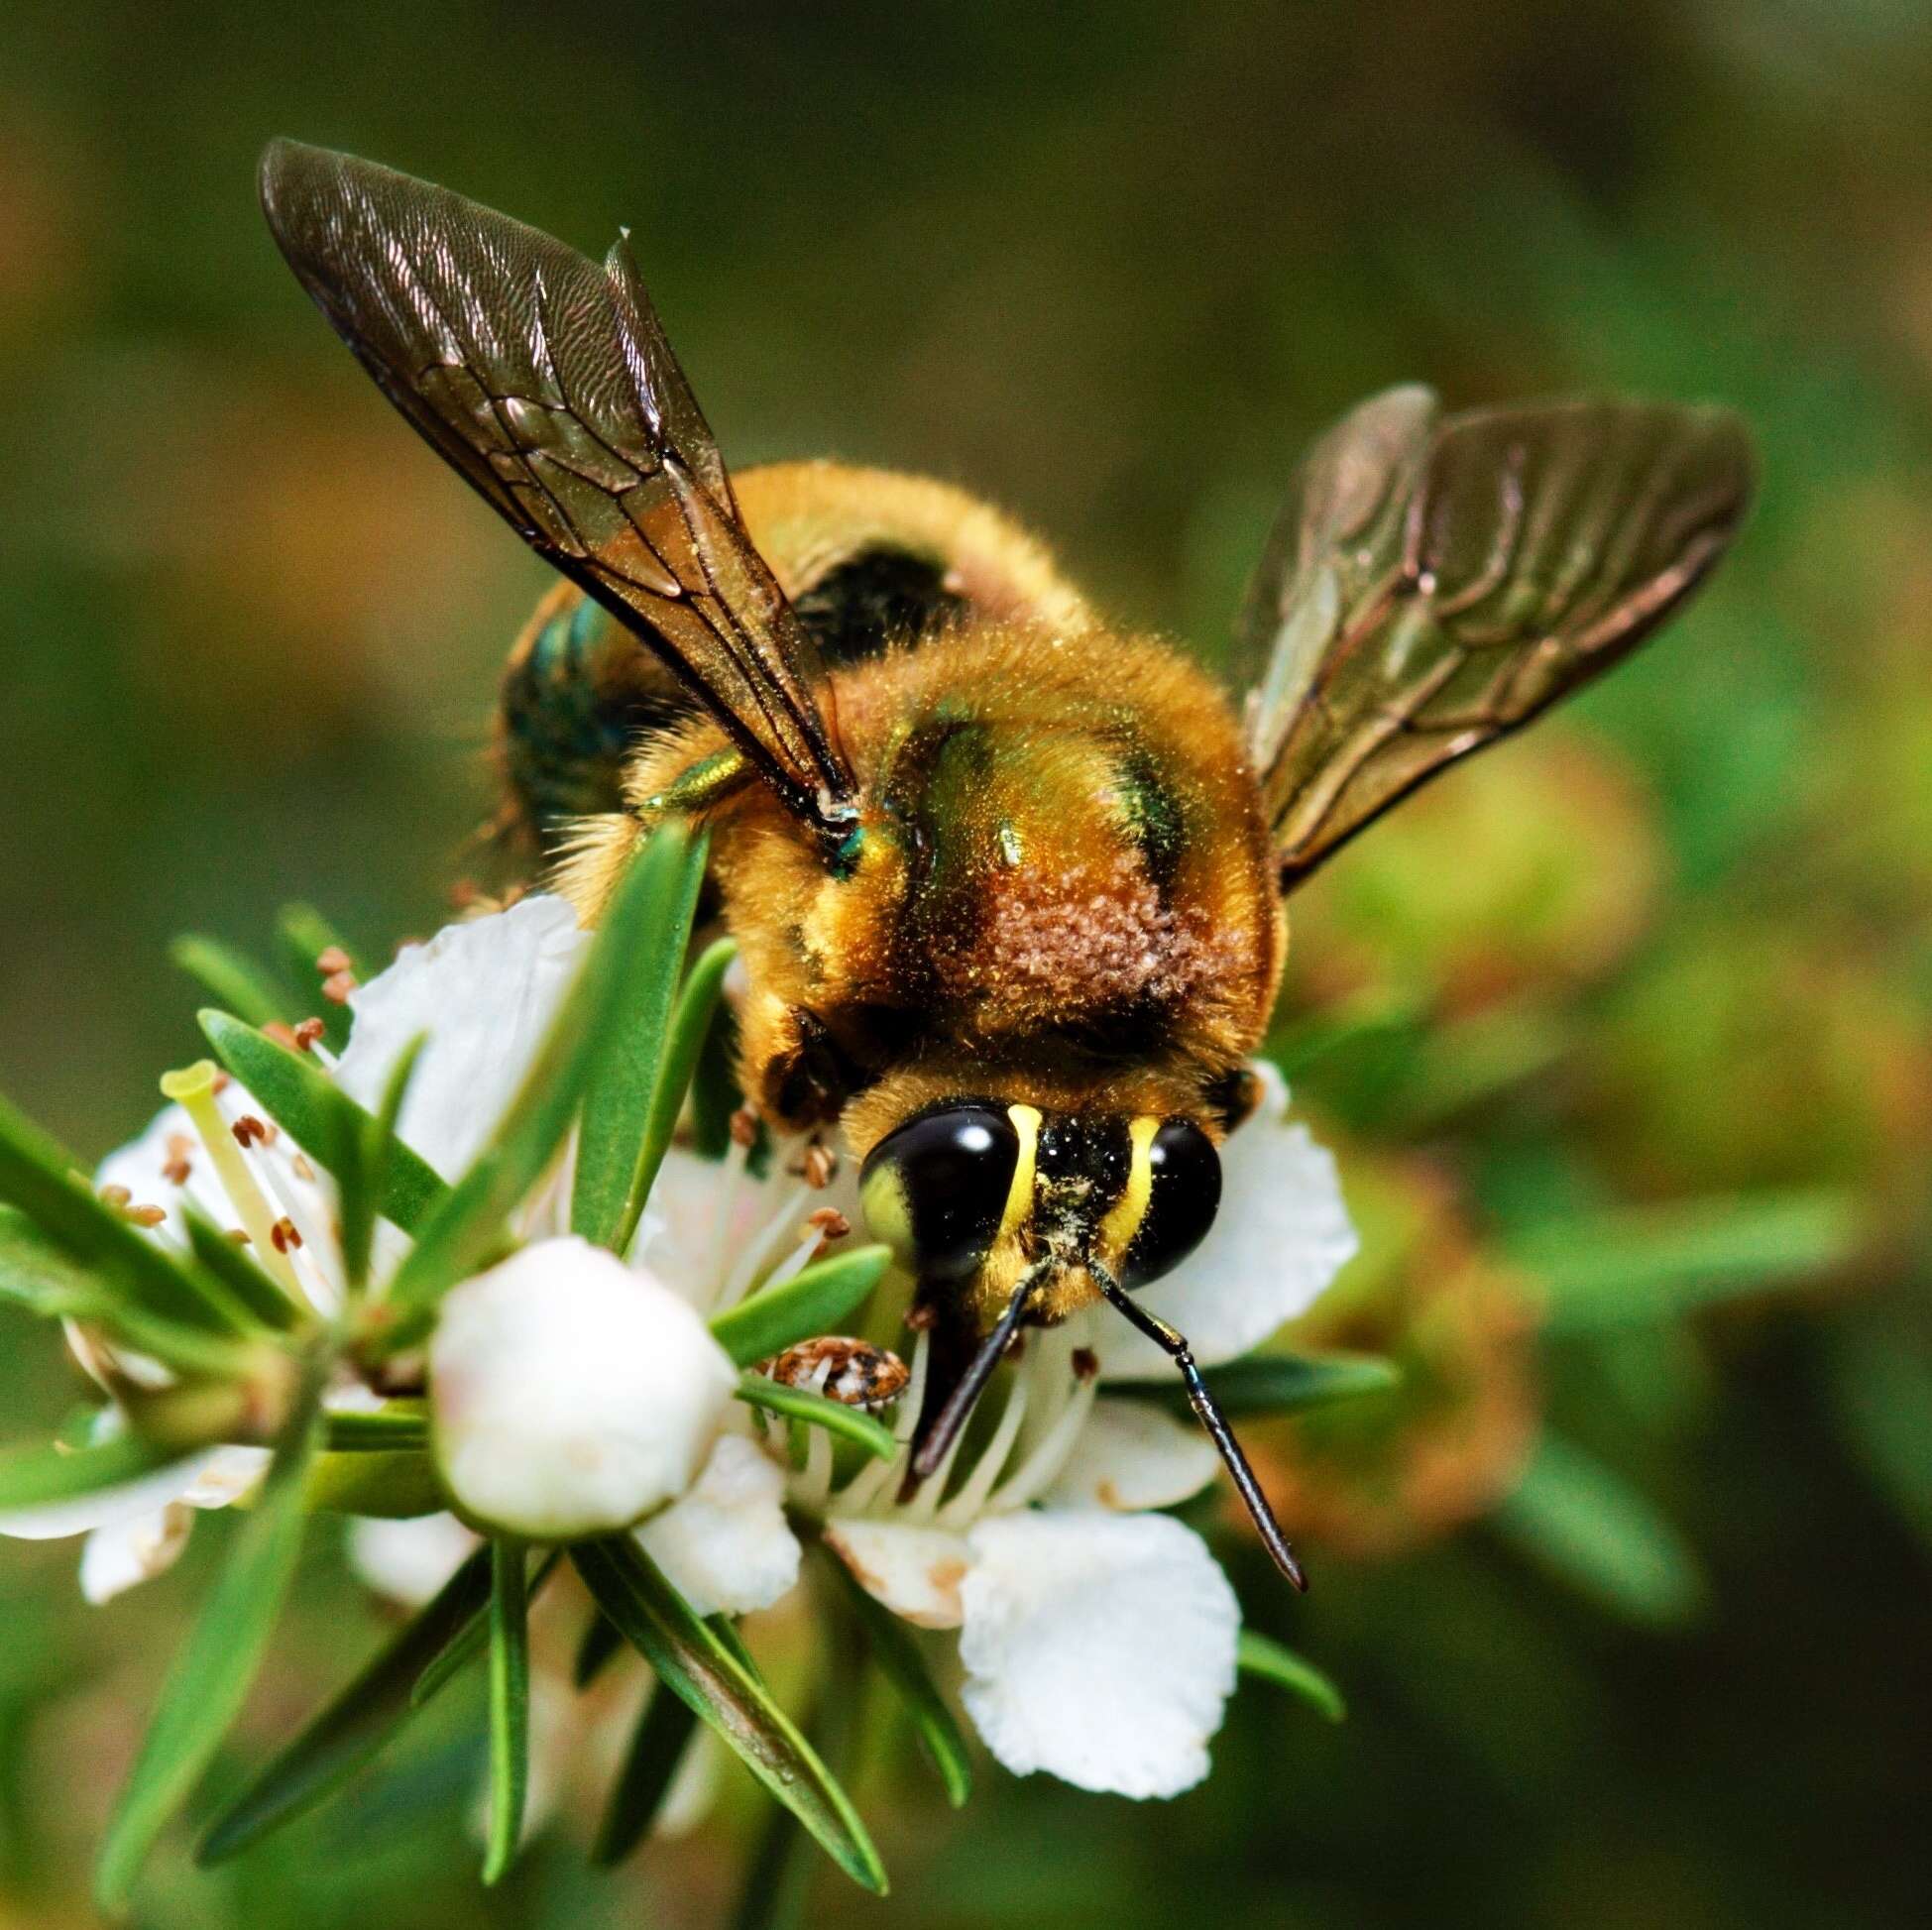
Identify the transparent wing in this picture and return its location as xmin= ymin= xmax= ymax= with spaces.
xmin=1235 ymin=388 xmax=1755 ymax=889
xmin=259 ymin=139 xmax=856 ymax=834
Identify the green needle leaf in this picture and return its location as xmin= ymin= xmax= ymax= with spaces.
xmin=1513 ymin=1192 xmax=1862 ymax=1332
xmin=181 ymin=1212 xmax=303 ymax=1332
xmin=277 ymin=903 xmax=364 ymax=986
xmin=276 ymin=903 xmax=363 ymax=1050
xmin=1235 ymin=1630 xmax=1347 ymax=1723
xmin=572 ymin=820 xmax=710 ymax=1251
xmin=302 ymin=1449 xmax=443 ymax=1518
xmin=0 ymin=1205 xmax=115 ymax=1321
xmin=322 ymin=1402 xmax=427 ymax=1451
xmin=737 ymin=1375 xmax=898 ymax=1460
xmin=591 ymin=1680 xmax=700 ymax=1866
xmin=1490 ymin=1433 xmax=1707 ymax=1628
xmin=709 ymin=1246 xmax=893 ymax=1369
xmin=617 ymin=935 xmax=738 ymax=1253
xmin=386 ymin=822 xmax=710 ymax=1334
xmin=345 ymin=1034 xmax=427 ymax=1297
xmin=412 ymin=1551 xmax=561 ymax=1710
xmin=95 ymin=1372 xmax=322 ymax=1911
xmin=196 ymin=1546 xmax=494 ymax=1866
xmin=574 ymin=1611 xmax=625 ymax=1691
xmin=572 ymin=1537 xmax=887 ymax=1895
xmin=828 ymin=1552 xmax=971 ymax=1805
xmin=200 ymin=1012 xmax=449 ymax=1238
xmin=0 ymin=1092 xmax=256 ymax=1337
xmin=169 ymin=935 xmax=294 ymax=1031
xmin=1115 ymin=1350 xmax=1401 ymax=1421
xmin=0 ymin=1429 xmax=190 ymax=1514
xmin=2 ymin=1206 xmax=274 ymax=1380
xmin=483 ymin=1539 xmax=531 ymax=1885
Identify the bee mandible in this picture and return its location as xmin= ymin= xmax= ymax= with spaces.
xmin=260 ymin=141 xmax=1754 ymax=1587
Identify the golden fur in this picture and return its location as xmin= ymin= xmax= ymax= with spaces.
xmin=543 ymin=462 xmax=1284 ymax=1323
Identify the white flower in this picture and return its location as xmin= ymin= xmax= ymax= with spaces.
xmin=635 ymin=1433 xmax=801 ymax=1618
xmin=1 ymin=896 xmax=602 ymax=1599
xmin=429 ymin=1236 xmax=738 ymax=1539
xmin=639 ymin=1061 xmax=1355 ymax=1800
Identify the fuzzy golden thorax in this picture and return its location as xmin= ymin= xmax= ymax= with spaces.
xmin=557 ymin=618 xmax=1283 ymax=1136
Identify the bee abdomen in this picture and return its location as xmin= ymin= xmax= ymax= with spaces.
xmin=494 ymin=589 xmax=696 ymax=849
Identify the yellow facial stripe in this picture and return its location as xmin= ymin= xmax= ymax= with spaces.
xmin=1097 ymin=1115 xmax=1159 ymax=1269
xmin=996 ymin=1104 xmax=1043 ymax=1243
xmin=859 ymin=1159 xmax=914 ymax=1263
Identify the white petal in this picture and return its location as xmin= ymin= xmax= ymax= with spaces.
xmin=631 ymin=1145 xmax=749 ymax=1286
xmin=633 ymin=1141 xmax=865 ymax=1313
xmin=94 ymin=1093 xmax=342 ymax=1310
xmin=79 ymin=1504 xmax=192 ymax=1604
xmin=0 ymin=1445 xmax=226 ymax=1540
xmin=1104 ymin=1062 xmax=1357 ymax=1378
xmin=823 ymin=1519 xmax=971 ymax=1630
xmin=95 ymin=1100 xmax=244 ymax=1255
xmin=334 ymin=895 xmax=591 ymax=1183
xmin=958 ymin=1510 xmax=1238 ymax=1798
xmin=348 ymin=1513 xmax=482 ymax=1608
xmin=1041 ymin=1398 xmax=1222 ymax=1512
xmin=635 ymin=1434 xmax=801 ymax=1618
xmin=430 ymin=1236 xmax=737 ymax=1539
xmin=180 ymin=1444 xmax=272 ymax=1510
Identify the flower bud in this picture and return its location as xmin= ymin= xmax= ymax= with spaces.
xmin=429 ymin=1236 xmax=737 ymax=1539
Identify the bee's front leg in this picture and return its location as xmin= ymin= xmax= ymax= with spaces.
xmin=744 ymin=996 xmax=862 ymax=1133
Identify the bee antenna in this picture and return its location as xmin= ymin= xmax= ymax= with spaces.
xmin=1090 ymin=1262 xmax=1308 ymax=1592
xmin=909 ymin=1275 xmax=1037 ymax=1483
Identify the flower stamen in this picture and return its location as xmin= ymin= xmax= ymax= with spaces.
xmin=159 ymin=1061 xmax=307 ymax=1304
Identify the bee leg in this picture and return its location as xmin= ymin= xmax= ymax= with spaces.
xmin=634 ymin=745 xmax=754 ymax=819
xmin=764 ymin=1007 xmax=862 ymax=1128
xmin=1202 ymin=1065 xmax=1264 ymax=1133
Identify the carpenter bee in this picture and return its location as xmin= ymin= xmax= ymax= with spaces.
xmin=260 ymin=141 xmax=1754 ymax=1587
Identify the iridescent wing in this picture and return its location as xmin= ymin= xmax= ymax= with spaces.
xmin=1235 ymin=387 xmax=1755 ymax=889
xmin=259 ymin=140 xmax=856 ymax=837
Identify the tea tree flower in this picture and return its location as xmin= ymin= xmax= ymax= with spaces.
xmin=1 ymin=833 xmax=1373 ymax=1911
xmin=0 ymin=895 xmax=631 ymax=1596
xmin=429 ymin=1236 xmax=737 ymax=1538
xmin=642 ymin=1062 xmax=1356 ymax=1799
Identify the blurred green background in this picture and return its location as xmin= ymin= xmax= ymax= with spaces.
xmin=3 ymin=2 xmax=1930 ymax=1925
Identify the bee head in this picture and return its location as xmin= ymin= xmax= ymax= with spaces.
xmin=861 ymin=1088 xmax=1307 ymax=1590
xmin=857 ymin=1098 xmax=1221 ymax=1318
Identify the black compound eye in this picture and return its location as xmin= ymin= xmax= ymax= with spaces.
xmin=1121 ymin=1119 xmax=1221 ymax=1289
xmin=860 ymin=1103 xmax=1021 ymax=1282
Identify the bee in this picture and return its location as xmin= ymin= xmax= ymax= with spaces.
xmin=261 ymin=141 xmax=1754 ymax=1587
